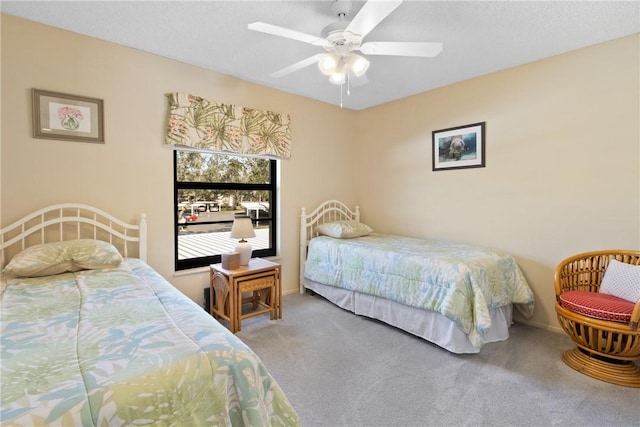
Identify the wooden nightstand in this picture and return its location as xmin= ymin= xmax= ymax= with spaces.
xmin=209 ymin=258 xmax=281 ymax=333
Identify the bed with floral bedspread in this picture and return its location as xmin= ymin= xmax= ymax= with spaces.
xmin=1 ymin=257 xmax=299 ymax=426
xmin=304 ymin=233 xmax=534 ymax=350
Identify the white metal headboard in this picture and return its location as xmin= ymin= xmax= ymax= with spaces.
xmin=1 ymin=203 xmax=147 ymax=269
xmin=299 ymin=200 xmax=360 ymax=293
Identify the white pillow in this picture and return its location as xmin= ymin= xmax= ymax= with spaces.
xmin=316 ymin=220 xmax=373 ymax=239
xmin=599 ymin=259 xmax=640 ymax=303
xmin=2 ymin=239 xmax=123 ymax=277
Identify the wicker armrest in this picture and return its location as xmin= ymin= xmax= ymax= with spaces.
xmin=631 ymin=300 xmax=640 ymax=330
xmin=554 ymin=252 xmax=608 ymax=296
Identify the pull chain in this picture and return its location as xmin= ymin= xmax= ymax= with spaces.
xmin=339 ymin=76 xmax=352 ymax=108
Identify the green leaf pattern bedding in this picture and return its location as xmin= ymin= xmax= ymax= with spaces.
xmin=1 ymin=259 xmax=299 ymax=426
xmin=304 ymin=234 xmax=534 ymax=348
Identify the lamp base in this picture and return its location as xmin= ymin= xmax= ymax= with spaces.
xmin=235 ymin=241 xmax=253 ymax=265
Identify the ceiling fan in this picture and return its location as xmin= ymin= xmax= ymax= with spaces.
xmin=248 ymin=0 xmax=443 ymax=87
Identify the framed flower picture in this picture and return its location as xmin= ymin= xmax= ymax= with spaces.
xmin=32 ymin=89 xmax=104 ymax=143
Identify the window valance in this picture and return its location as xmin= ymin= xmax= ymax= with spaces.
xmin=165 ymin=93 xmax=291 ymax=159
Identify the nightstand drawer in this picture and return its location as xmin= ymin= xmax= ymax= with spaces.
xmin=238 ymin=273 xmax=276 ymax=292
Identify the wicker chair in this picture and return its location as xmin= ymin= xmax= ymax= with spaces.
xmin=554 ymin=250 xmax=640 ymax=387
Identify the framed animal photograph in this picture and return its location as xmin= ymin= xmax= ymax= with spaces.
xmin=32 ymin=89 xmax=104 ymax=143
xmin=432 ymin=122 xmax=485 ymax=171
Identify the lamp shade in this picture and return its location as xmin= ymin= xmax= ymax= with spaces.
xmin=349 ymin=54 xmax=370 ymax=77
xmin=329 ymin=72 xmax=346 ymax=85
xmin=318 ymin=53 xmax=338 ymax=76
xmin=230 ymin=216 xmax=256 ymax=239
xmin=230 ymin=216 xmax=255 ymax=265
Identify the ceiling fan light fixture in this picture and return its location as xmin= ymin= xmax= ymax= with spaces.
xmin=318 ymin=53 xmax=339 ymax=75
xmin=349 ymin=54 xmax=370 ymax=77
xmin=329 ymin=71 xmax=346 ymax=85
xmin=329 ymin=59 xmax=348 ymax=85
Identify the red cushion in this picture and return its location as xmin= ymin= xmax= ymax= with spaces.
xmin=559 ymin=290 xmax=634 ymax=323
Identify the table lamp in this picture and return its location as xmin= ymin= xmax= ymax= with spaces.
xmin=230 ymin=216 xmax=256 ymax=265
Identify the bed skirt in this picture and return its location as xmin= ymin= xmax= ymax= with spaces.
xmin=303 ymin=278 xmax=513 ymax=354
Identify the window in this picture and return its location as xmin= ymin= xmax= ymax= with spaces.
xmin=174 ymin=150 xmax=277 ymax=270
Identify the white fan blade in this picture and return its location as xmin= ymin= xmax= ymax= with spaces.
xmin=360 ymin=42 xmax=443 ymax=57
xmin=248 ymin=22 xmax=329 ymax=47
xmin=346 ymin=0 xmax=403 ymax=38
xmin=270 ymin=54 xmax=325 ymax=78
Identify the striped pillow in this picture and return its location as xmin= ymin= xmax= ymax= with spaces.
xmin=559 ymin=290 xmax=634 ymax=323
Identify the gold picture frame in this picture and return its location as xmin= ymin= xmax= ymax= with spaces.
xmin=32 ymin=89 xmax=104 ymax=143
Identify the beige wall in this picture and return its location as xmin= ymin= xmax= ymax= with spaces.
xmin=355 ymin=34 xmax=640 ymax=330
xmin=2 ymin=14 xmax=639 ymax=331
xmin=0 ymin=14 xmax=358 ymax=303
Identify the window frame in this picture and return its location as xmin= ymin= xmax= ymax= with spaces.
xmin=173 ymin=150 xmax=277 ymax=271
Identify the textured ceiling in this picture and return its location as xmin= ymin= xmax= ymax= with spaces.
xmin=2 ymin=1 xmax=639 ymax=110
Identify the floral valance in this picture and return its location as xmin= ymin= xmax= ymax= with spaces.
xmin=165 ymin=93 xmax=291 ymax=159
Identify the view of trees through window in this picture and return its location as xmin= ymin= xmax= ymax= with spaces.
xmin=174 ymin=150 xmax=277 ymax=270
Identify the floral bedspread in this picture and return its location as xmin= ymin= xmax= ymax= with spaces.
xmin=304 ymin=234 xmax=534 ymax=348
xmin=1 ymin=259 xmax=299 ymax=426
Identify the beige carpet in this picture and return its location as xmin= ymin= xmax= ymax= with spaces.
xmin=236 ymin=292 xmax=639 ymax=427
